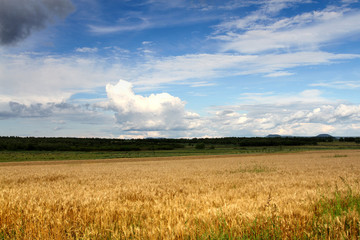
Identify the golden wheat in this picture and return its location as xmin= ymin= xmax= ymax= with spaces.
xmin=1 ymin=150 xmax=360 ymax=239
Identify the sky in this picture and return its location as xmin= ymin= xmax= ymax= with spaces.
xmin=1 ymin=0 xmax=360 ymax=138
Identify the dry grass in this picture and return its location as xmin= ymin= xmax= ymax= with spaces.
xmin=1 ymin=150 xmax=360 ymax=239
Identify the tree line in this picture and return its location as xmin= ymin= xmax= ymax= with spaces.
xmin=0 ymin=136 xmax=340 ymax=152
xmin=0 ymin=137 xmax=184 ymax=151
xmin=339 ymin=137 xmax=360 ymax=143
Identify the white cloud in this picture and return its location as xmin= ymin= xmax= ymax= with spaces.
xmin=189 ymin=81 xmax=216 ymax=87
xmin=342 ymin=0 xmax=358 ymax=4
xmin=1 ymin=81 xmax=360 ymax=137
xmin=133 ymin=51 xmax=358 ymax=87
xmin=262 ymin=0 xmax=311 ymax=14
xmin=0 ymin=53 xmax=127 ymax=104
xmin=265 ymin=71 xmax=294 ymax=77
xmin=106 ymin=80 xmax=200 ymax=131
xmin=310 ymin=80 xmax=360 ymax=89
xmin=206 ymin=102 xmax=360 ymax=137
xmin=203 ymin=86 xmax=360 ymax=137
xmin=214 ymin=5 xmax=360 ymax=54
xmin=0 ymin=49 xmax=357 ymax=116
xmin=239 ymin=89 xmax=327 ymax=104
xmin=88 ymin=9 xmax=217 ymax=34
xmin=75 ymin=47 xmax=98 ymax=53
xmin=90 ymin=97 xmax=360 ymax=138
xmin=133 ymin=53 xmax=257 ymax=86
xmin=117 ymin=131 xmax=164 ymax=139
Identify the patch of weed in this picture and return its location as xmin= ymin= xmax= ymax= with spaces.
xmin=312 ymin=178 xmax=360 ymax=238
xmin=229 ymin=164 xmax=274 ymax=174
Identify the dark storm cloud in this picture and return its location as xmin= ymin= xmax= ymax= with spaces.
xmin=8 ymin=102 xmax=53 ymax=117
xmin=0 ymin=102 xmax=73 ymax=119
xmin=0 ymin=0 xmax=74 ymax=45
xmin=0 ymin=101 xmax=100 ymax=120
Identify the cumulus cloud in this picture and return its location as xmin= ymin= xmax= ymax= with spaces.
xmin=1 ymin=85 xmax=360 ymax=137
xmin=106 ymin=80 xmax=200 ymax=131
xmin=180 ymin=88 xmax=360 ymax=137
xmin=207 ymin=97 xmax=360 ymax=137
xmin=0 ymin=0 xmax=74 ymax=45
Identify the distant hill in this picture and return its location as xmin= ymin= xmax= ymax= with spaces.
xmin=316 ymin=134 xmax=334 ymax=138
xmin=266 ymin=134 xmax=336 ymax=139
xmin=266 ymin=134 xmax=282 ymax=138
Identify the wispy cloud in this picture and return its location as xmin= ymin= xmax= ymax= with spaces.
xmin=0 ymin=52 xmax=127 ymax=103
xmin=88 ymin=9 xmax=217 ymax=34
xmin=132 ymin=51 xmax=359 ymax=87
xmin=214 ymin=4 xmax=360 ymax=54
xmin=238 ymin=89 xmax=327 ymax=104
xmin=75 ymin=47 xmax=98 ymax=53
xmin=1 ymin=49 xmax=358 ymax=106
xmin=310 ymin=81 xmax=360 ymax=89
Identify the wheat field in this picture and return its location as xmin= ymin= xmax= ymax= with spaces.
xmin=1 ymin=150 xmax=360 ymax=239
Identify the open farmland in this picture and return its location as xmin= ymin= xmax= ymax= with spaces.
xmin=1 ymin=150 xmax=360 ymax=239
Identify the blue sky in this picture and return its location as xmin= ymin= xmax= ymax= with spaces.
xmin=1 ymin=0 xmax=360 ymax=138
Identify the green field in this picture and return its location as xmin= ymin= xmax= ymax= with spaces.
xmin=1 ymin=141 xmax=359 ymax=163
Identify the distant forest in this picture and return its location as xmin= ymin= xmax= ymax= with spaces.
xmin=0 ymin=136 xmax=355 ymax=152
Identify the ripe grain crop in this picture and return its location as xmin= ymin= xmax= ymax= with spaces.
xmin=1 ymin=150 xmax=360 ymax=239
